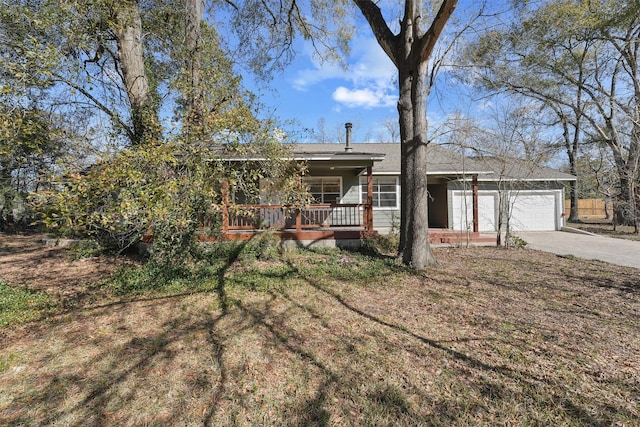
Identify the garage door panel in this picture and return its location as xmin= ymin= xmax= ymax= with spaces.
xmin=452 ymin=191 xmax=497 ymax=232
xmin=508 ymin=192 xmax=557 ymax=231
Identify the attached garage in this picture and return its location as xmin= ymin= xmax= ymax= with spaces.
xmin=450 ymin=188 xmax=566 ymax=232
xmin=508 ymin=191 xmax=561 ymax=231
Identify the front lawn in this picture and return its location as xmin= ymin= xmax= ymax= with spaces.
xmin=1 ymin=234 xmax=639 ymax=425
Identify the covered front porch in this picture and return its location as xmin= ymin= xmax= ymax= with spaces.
xmin=199 ymin=203 xmax=495 ymax=246
xmin=200 ymin=202 xmax=375 ymax=247
xmin=201 ymin=146 xmax=383 ymax=247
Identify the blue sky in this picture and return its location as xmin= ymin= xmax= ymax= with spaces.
xmin=244 ymin=33 xmax=400 ymax=143
xmin=241 ymin=2 xmax=494 ymax=144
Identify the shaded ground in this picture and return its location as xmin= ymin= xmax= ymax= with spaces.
xmin=0 ymin=234 xmax=136 ymax=308
xmin=1 ymin=233 xmax=639 ymax=426
xmin=568 ymin=218 xmax=640 ymax=241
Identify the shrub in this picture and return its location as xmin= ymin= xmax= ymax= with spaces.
xmin=361 ymin=233 xmax=399 ymax=257
xmin=507 ymin=234 xmax=528 ymax=249
xmin=237 ymin=232 xmax=282 ymax=262
xmin=67 ymin=239 xmax=103 ymax=260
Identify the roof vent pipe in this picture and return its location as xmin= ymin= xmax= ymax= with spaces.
xmin=345 ymin=122 xmax=353 ymax=152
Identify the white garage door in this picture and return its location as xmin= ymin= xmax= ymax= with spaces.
xmin=452 ymin=191 xmax=497 ymax=232
xmin=508 ymin=192 xmax=558 ymax=231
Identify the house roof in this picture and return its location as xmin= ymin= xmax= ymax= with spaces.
xmin=472 ymin=156 xmax=577 ymax=181
xmin=292 ymin=143 xmax=576 ymax=181
xmin=293 ymin=143 xmax=486 ymax=175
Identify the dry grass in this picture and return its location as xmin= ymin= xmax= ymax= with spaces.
xmin=568 ymin=218 xmax=640 ymax=241
xmin=1 ymin=234 xmax=639 ymax=426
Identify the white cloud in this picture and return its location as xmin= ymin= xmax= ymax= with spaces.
xmin=290 ymin=36 xmax=397 ymax=109
xmin=332 ymin=86 xmax=395 ymax=109
xmin=291 ymin=62 xmax=343 ymax=91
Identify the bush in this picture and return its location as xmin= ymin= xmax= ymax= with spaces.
xmin=67 ymin=239 xmax=103 ymax=260
xmin=507 ymin=234 xmax=528 ymax=249
xmin=361 ymin=233 xmax=399 ymax=257
xmin=148 ymin=214 xmax=200 ymax=268
xmin=237 ymin=232 xmax=281 ymax=262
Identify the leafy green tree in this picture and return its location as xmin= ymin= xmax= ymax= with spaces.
xmin=0 ymin=105 xmax=75 ymax=229
xmin=1 ymin=0 xmax=161 ymax=146
xmin=468 ymin=0 xmax=640 ymax=231
xmin=4 ymin=0 xmax=302 ymax=264
xmin=35 ymin=124 xmax=304 ymax=263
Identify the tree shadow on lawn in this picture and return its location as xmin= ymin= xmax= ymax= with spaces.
xmin=2 ymin=244 xmax=638 ymax=425
xmin=276 ymin=255 xmax=638 ymax=426
xmin=1 ymin=240 xmax=252 ymax=426
xmin=13 ymin=312 xmax=231 ymax=426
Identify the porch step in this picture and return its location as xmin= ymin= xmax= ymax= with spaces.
xmin=428 ymin=231 xmax=496 ymax=245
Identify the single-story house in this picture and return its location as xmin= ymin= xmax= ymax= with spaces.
xmin=211 ymin=139 xmax=575 ymax=246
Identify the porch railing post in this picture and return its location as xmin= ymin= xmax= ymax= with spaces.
xmin=222 ymin=180 xmax=230 ymax=236
xmin=296 ymin=175 xmax=302 ymax=232
xmin=366 ymin=166 xmax=374 ymax=231
xmin=472 ymin=174 xmax=479 ymax=233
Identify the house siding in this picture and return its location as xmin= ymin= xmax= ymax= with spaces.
xmin=352 ymin=174 xmax=401 ymax=234
xmin=304 ymin=170 xmax=401 ymax=233
xmin=342 ymin=174 xmax=361 ymax=204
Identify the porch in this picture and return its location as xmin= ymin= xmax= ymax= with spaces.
xmin=199 ymin=203 xmax=376 ymax=247
xmin=198 ymin=203 xmax=496 ymax=246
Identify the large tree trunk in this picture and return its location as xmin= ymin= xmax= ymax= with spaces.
xmin=609 ymin=122 xmax=640 ymax=231
xmin=567 ymin=149 xmax=580 ymax=222
xmin=562 ymin=114 xmax=581 ymax=222
xmin=398 ymin=62 xmax=435 ymax=268
xmin=355 ymin=0 xmax=457 ymax=268
xmin=397 ymin=69 xmax=412 ymax=258
xmin=185 ymin=0 xmax=205 ymax=134
xmin=113 ymin=0 xmax=159 ymax=145
xmin=616 ymin=175 xmax=638 ymax=231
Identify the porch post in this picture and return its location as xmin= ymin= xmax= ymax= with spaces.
xmin=222 ymin=180 xmax=230 ymax=236
xmin=366 ymin=166 xmax=374 ymax=231
xmin=296 ymin=176 xmax=302 ymax=232
xmin=472 ymin=174 xmax=479 ymax=233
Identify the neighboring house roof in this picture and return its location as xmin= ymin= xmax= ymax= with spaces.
xmin=293 ymin=143 xmax=576 ymax=181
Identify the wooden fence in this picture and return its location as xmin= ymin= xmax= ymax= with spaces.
xmin=564 ymin=199 xmax=608 ymax=217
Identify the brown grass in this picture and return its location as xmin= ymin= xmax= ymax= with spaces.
xmin=1 ymin=234 xmax=639 ymax=426
xmin=568 ymin=218 xmax=640 ymax=241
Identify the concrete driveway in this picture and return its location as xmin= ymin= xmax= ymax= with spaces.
xmin=517 ymin=231 xmax=640 ymax=269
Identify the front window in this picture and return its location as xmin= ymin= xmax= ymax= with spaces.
xmin=303 ymin=177 xmax=341 ymax=204
xmin=361 ymin=176 xmax=399 ymax=209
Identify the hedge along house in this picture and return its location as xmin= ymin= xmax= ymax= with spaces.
xmin=211 ymin=129 xmax=576 ymax=247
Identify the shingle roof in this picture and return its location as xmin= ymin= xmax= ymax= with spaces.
xmin=471 ymin=156 xmax=576 ymax=181
xmin=292 ymin=142 xmax=575 ymax=181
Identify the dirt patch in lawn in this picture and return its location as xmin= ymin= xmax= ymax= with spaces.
xmin=1 ymin=233 xmax=639 ymax=426
xmin=0 ymin=233 xmax=136 ymax=307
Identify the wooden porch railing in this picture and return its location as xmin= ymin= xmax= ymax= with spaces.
xmin=201 ymin=203 xmax=373 ymax=233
